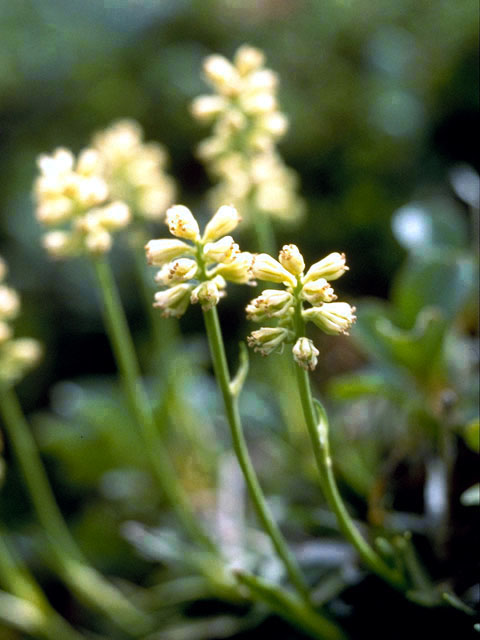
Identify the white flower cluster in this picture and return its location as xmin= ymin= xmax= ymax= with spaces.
xmin=0 ymin=257 xmax=42 ymax=387
xmin=145 ymin=204 xmax=254 ymax=317
xmin=191 ymin=45 xmax=304 ymax=223
xmin=34 ymin=147 xmax=131 ymax=258
xmin=92 ymin=119 xmax=176 ymax=221
xmin=246 ymin=245 xmax=356 ymax=370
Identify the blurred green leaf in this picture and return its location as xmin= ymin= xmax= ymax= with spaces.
xmin=462 ymin=418 xmax=480 ymax=453
xmin=391 ymin=249 xmax=477 ymax=327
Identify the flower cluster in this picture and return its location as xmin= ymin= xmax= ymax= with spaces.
xmin=246 ymin=246 xmax=356 ymax=370
xmin=0 ymin=257 xmax=42 ymax=387
xmin=191 ymin=45 xmax=304 ymax=223
xmin=91 ymin=119 xmax=176 ymax=222
xmin=145 ymin=204 xmax=254 ymax=317
xmin=34 ymin=147 xmax=131 ymax=258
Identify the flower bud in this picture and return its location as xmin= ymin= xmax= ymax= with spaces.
xmin=279 ymin=244 xmax=305 ymax=276
xmin=0 ymin=286 xmax=20 ymax=320
xmin=10 ymin=338 xmax=43 ymax=368
xmin=153 ymin=283 xmax=193 ymax=318
xmin=292 ymin=337 xmax=319 ymax=371
xmin=202 ymin=205 xmax=241 ymax=243
xmin=155 ymin=258 xmax=198 ymax=285
xmin=246 ymin=289 xmax=293 ymax=321
xmin=247 ymin=327 xmax=292 ymax=356
xmin=260 ymin=112 xmax=288 ymax=137
xmin=303 ymin=252 xmax=348 ymax=283
xmin=96 ymin=201 xmax=131 ymax=230
xmin=191 ymin=95 xmax=227 ymax=121
xmin=301 ymin=278 xmax=337 ymax=305
xmin=85 ymin=229 xmax=112 ymax=255
xmin=214 ymin=251 xmax=254 ymax=284
xmin=166 ymin=205 xmax=200 ymax=241
xmin=145 ymin=238 xmax=193 ymax=266
xmin=303 ymin=302 xmax=356 ymax=335
xmin=42 ymin=231 xmax=79 ymax=259
xmin=234 ymin=45 xmax=265 ymax=75
xmin=203 ymin=55 xmax=240 ymax=94
xmin=0 ymin=321 xmax=12 ymax=344
xmin=251 ymin=253 xmax=297 ymax=287
xmin=203 ymin=236 xmax=239 ymax=264
xmin=190 ymin=278 xmax=225 ymax=311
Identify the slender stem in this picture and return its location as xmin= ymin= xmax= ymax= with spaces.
xmin=202 ymin=306 xmax=310 ymax=602
xmin=291 ymin=308 xmax=407 ymax=590
xmin=0 ymin=389 xmax=79 ymax=558
xmin=0 ymin=533 xmax=86 ymax=640
xmin=91 ymin=256 xmax=215 ymax=551
xmin=0 ymin=387 xmax=151 ymax=632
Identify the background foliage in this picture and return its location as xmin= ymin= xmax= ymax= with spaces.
xmin=0 ymin=1 xmax=478 ymax=638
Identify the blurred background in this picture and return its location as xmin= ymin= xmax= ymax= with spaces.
xmin=0 ymin=1 xmax=478 ymax=638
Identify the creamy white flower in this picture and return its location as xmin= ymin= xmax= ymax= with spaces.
xmin=246 ymin=289 xmax=294 ymax=321
xmin=155 ymin=258 xmax=198 ymax=285
xmin=301 ymin=278 xmax=337 ymax=305
xmin=0 ymin=286 xmax=20 ymax=320
xmin=303 ymin=252 xmax=348 ymax=283
xmin=153 ymin=283 xmax=193 ymax=318
xmin=145 ymin=238 xmax=193 ymax=266
xmin=279 ymin=244 xmax=305 ymax=276
xmin=191 ymin=95 xmax=228 ymax=121
xmin=247 ymin=327 xmax=293 ymax=356
xmin=214 ymin=251 xmax=254 ymax=284
xmin=234 ymin=45 xmax=265 ymax=75
xmin=0 ymin=321 xmax=12 ymax=344
xmin=190 ymin=278 xmax=225 ymax=311
xmin=203 ymin=236 xmax=239 ymax=264
xmin=166 ymin=205 xmax=200 ymax=241
xmin=251 ymin=253 xmax=297 ymax=287
xmin=292 ymin=337 xmax=319 ymax=371
xmin=202 ymin=205 xmax=241 ymax=243
xmin=203 ymin=55 xmax=241 ymax=95
xmin=41 ymin=231 xmax=79 ymax=259
xmin=303 ymin=302 xmax=356 ymax=335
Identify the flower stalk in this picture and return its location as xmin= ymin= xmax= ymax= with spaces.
xmin=91 ymin=255 xmax=216 ymax=552
xmin=202 ymin=305 xmax=310 ymax=602
xmin=0 ymin=387 xmax=150 ymax=632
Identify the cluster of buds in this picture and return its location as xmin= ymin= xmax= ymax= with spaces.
xmin=145 ymin=204 xmax=254 ymax=317
xmin=246 ymin=245 xmax=356 ymax=370
xmin=0 ymin=257 xmax=42 ymax=387
xmin=34 ymin=147 xmax=131 ymax=258
xmin=191 ymin=45 xmax=304 ymax=223
xmin=91 ymin=119 xmax=176 ymax=222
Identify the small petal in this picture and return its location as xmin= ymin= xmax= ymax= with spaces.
xmin=145 ymin=238 xmax=193 ymax=266
xmin=202 ymin=205 xmax=241 ymax=243
xmin=303 ymin=302 xmax=356 ymax=335
xmin=251 ymin=253 xmax=297 ymax=287
xmin=190 ymin=278 xmax=225 ymax=311
xmin=203 ymin=235 xmax=239 ymax=264
xmin=301 ymin=278 xmax=337 ymax=305
xmin=234 ymin=45 xmax=265 ymax=75
xmin=303 ymin=252 xmax=348 ymax=283
xmin=215 ymin=251 xmax=254 ymax=284
xmin=155 ymin=258 xmax=198 ymax=285
xmin=153 ymin=283 xmax=193 ymax=318
xmin=247 ymin=326 xmax=292 ymax=356
xmin=166 ymin=205 xmax=200 ymax=241
xmin=292 ymin=337 xmax=319 ymax=371
xmin=279 ymin=244 xmax=305 ymax=276
xmin=246 ymin=289 xmax=293 ymax=322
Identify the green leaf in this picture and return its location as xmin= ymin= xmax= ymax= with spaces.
xmin=391 ymin=249 xmax=477 ymax=327
xmin=463 ymin=418 xmax=480 ymax=453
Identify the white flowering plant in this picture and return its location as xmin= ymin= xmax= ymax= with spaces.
xmin=0 ymin=41 xmax=477 ymax=640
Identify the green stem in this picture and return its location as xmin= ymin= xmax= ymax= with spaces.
xmin=91 ymin=256 xmax=215 ymax=552
xmin=202 ymin=306 xmax=310 ymax=602
xmin=235 ymin=570 xmax=345 ymax=640
xmin=0 ymin=387 xmax=150 ymax=632
xmin=0 ymin=533 xmax=86 ymax=640
xmin=292 ymin=348 xmax=407 ymax=590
